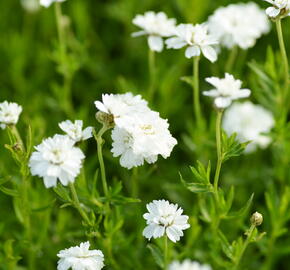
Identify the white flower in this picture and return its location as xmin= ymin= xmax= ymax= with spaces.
xmin=111 ymin=111 xmax=177 ymax=169
xmin=222 ymin=101 xmax=275 ymax=153
xmin=207 ymin=3 xmax=270 ymax=50
xmin=20 ymin=0 xmax=40 ymax=12
xmin=203 ymin=73 xmax=251 ymax=108
xmin=143 ymin=199 xmax=190 ymax=243
xmin=40 ymin=0 xmax=66 ymax=8
xmin=95 ymin=93 xmax=150 ymax=128
xmin=165 ymin=24 xmax=218 ymax=62
xmin=263 ymin=0 xmax=290 ymax=19
xmin=57 ymin=242 xmax=104 ymax=270
xmin=0 ymin=101 xmax=22 ymax=129
xmin=169 ymin=260 xmax=212 ymax=270
xmin=132 ymin=11 xmax=176 ymax=52
xmin=59 ymin=120 xmax=93 ymax=143
xmin=29 ymin=135 xmax=85 ymax=188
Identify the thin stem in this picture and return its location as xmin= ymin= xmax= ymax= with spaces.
xmin=148 ymin=49 xmax=156 ymax=101
xmin=131 ymin=167 xmax=139 ymax=197
xmin=233 ymin=225 xmax=256 ymax=270
xmin=225 ymin=46 xmax=238 ymax=73
xmin=69 ymin=182 xmax=92 ymax=226
xmin=95 ymin=126 xmax=109 ymax=196
xmin=54 ymin=2 xmax=66 ymax=59
xmin=193 ymin=56 xmax=202 ymax=127
xmin=213 ymin=110 xmax=223 ymax=195
xmin=164 ymin=236 xmax=168 ymax=270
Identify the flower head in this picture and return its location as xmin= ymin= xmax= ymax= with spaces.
xmin=169 ymin=260 xmax=212 ymax=270
xmin=29 ymin=135 xmax=85 ymax=188
xmin=165 ymin=24 xmax=218 ymax=62
xmin=143 ymin=199 xmax=190 ymax=242
xmin=40 ymin=0 xmax=66 ymax=8
xmin=203 ymin=73 xmax=251 ymax=108
xmin=59 ymin=120 xmax=93 ymax=143
xmin=95 ymin=93 xmax=149 ymax=128
xmin=263 ymin=0 xmax=290 ymax=19
xmin=57 ymin=242 xmax=104 ymax=270
xmin=21 ymin=0 xmax=40 ymax=12
xmin=207 ymin=3 xmax=270 ymax=49
xmin=0 ymin=101 xmax=22 ymax=129
xmin=132 ymin=11 xmax=176 ymax=52
xmin=222 ymin=101 xmax=274 ymax=152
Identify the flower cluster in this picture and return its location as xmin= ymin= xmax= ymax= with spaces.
xmin=0 ymin=101 xmax=22 ymax=129
xmin=132 ymin=11 xmax=176 ymax=52
xmin=169 ymin=260 xmax=212 ymax=270
xmin=207 ymin=3 xmax=270 ymax=50
xmin=57 ymin=242 xmax=104 ymax=270
xmin=222 ymin=101 xmax=275 ymax=153
xmin=263 ymin=0 xmax=290 ymax=19
xmin=166 ymin=23 xmax=218 ymax=62
xmin=203 ymin=73 xmax=251 ymax=109
xmin=40 ymin=0 xmax=66 ymax=8
xmin=29 ymin=135 xmax=85 ymax=188
xmin=95 ymin=93 xmax=177 ymax=169
xmin=143 ymin=199 xmax=190 ymax=242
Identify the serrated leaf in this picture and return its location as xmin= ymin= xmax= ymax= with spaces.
xmin=182 ymin=181 xmax=213 ymax=193
xmin=53 ymin=184 xmax=71 ymax=202
xmin=225 ymin=193 xmax=254 ymax=219
xmin=218 ymin=230 xmax=234 ymax=260
xmin=147 ymin=244 xmax=164 ymax=268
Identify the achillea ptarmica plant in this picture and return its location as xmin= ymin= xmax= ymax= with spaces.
xmin=0 ymin=101 xmax=22 ymax=129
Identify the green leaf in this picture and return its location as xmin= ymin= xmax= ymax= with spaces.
xmin=181 ymin=181 xmax=213 ymax=193
xmin=0 ymin=186 xmax=19 ymax=197
xmin=53 ymin=184 xmax=71 ymax=202
xmin=225 ymin=193 xmax=254 ymax=219
xmin=147 ymin=244 xmax=164 ymax=268
xmin=180 ymin=76 xmax=193 ymax=86
xmin=222 ymin=131 xmax=249 ymax=162
xmin=218 ymin=230 xmax=234 ymax=261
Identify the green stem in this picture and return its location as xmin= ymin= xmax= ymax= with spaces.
xmin=276 ymin=19 xmax=289 ymax=120
xmin=225 ymin=46 xmax=238 ymax=73
xmin=193 ymin=56 xmax=202 ymax=128
xmin=95 ymin=126 xmax=109 ymax=197
xmin=148 ymin=49 xmax=156 ymax=101
xmin=213 ymin=110 xmax=223 ymax=195
xmin=233 ymin=225 xmax=256 ymax=270
xmin=164 ymin=236 xmax=168 ymax=270
xmin=69 ymin=182 xmax=92 ymax=226
xmin=9 ymin=125 xmax=25 ymax=151
xmin=131 ymin=167 xmax=139 ymax=197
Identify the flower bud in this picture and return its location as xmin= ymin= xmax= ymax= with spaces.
xmin=95 ymin=112 xmax=114 ymax=129
xmin=250 ymin=211 xmax=263 ymax=226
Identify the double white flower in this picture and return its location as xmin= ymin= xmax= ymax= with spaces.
xmin=203 ymin=73 xmax=251 ymax=109
xmin=95 ymin=93 xmax=177 ymax=169
xmin=165 ymin=24 xmax=218 ymax=62
xmin=57 ymin=242 xmax=104 ymax=270
xmin=169 ymin=260 xmax=212 ymax=270
xmin=0 ymin=101 xmax=22 ymax=129
xmin=263 ymin=0 xmax=290 ymax=19
xmin=223 ymin=102 xmax=275 ymax=153
xmin=143 ymin=199 xmax=190 ymax=243
xmin=29 ymin=134 xmax=85 ymax=188
xmin=132 ymin=11 xmax=176 ymax=52
xmin=207 ymin=3 xmax=270 ymax=50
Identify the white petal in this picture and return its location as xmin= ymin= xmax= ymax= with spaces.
xmin=185 ymin=46 xmax=200 ymax=59
xmin=165 ymin=37 xmax=187 ymax=49
xmin=148 ymin=36 xmax=163 ymax=52
xmin=131 ymin=30 xmax=146 ymax=37
xmin=266 ymin=7 xmax=280 ymax=18
xmin=214 ymin=97 xmax=232 ymax=108
xmin=201 ymin=46 xmax=217 ymax=63
xmin=94 ymin=101 xmax=109 ymax=113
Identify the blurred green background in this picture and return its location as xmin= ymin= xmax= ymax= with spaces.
xmin=1 ymin=0 xmax=290 ymax=269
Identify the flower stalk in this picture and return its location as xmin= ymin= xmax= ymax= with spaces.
xmin=164 ymin=236 xmax=169 ymax=270
xmin=193 ymin=56 xmax=202 ymax=128
xmin=148 ymin=49 xmax=156 ymax=101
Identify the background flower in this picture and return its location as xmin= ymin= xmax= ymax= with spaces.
xmin=0 ymin=101 xmax=22 ymax=129
xmin=169 ymin=259 xmax=212 ymax=270
xmin=40 ymin=0 xmax=66 ymax=8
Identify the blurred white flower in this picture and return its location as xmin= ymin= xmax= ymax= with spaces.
xmin=111 ymin=111 xmax=177 ymax=169
xmin=132 ymin=11 xmax=176 ymax=52
xmin=29 ymin=135 xmax=85 ymax=188
xmin=223 ymin=101 xmax=275 ymax=153
xmin=40 ymin=0 xmax=66 ymax=8
xmin=203 ymin=73 xmax=251 ymax=108
xmin=95 ymin=93 xmax=149 ymax=128
xmin=59 ymin=120 xmax=93 ymax=143
xmin=165 ymin=24 xmax=218 ymax=62
xmin=20 ymin=0 xmax=40 ymax=12
xmin=169 ymin=260 xmax=212 ymax=270
xmin=143 ymin=199 xmax=190 ymax=242
xmin=207 ymin=3 xmax=270 ymax=50
xmin=0 ymin=101 xmax=22 ymax=129
xmin=57 ymin=241 xmax=104 ymax=270
xmin=263 ymin=0 xmax=290 ymax=19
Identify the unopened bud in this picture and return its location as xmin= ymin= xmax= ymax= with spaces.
xmin=12 ymin=143 xmax=22 ymax=152
xmin=95 ymin=112 xmax=114 ymax=129
xmin=250 ymin=211 xmax=263 ymax=226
